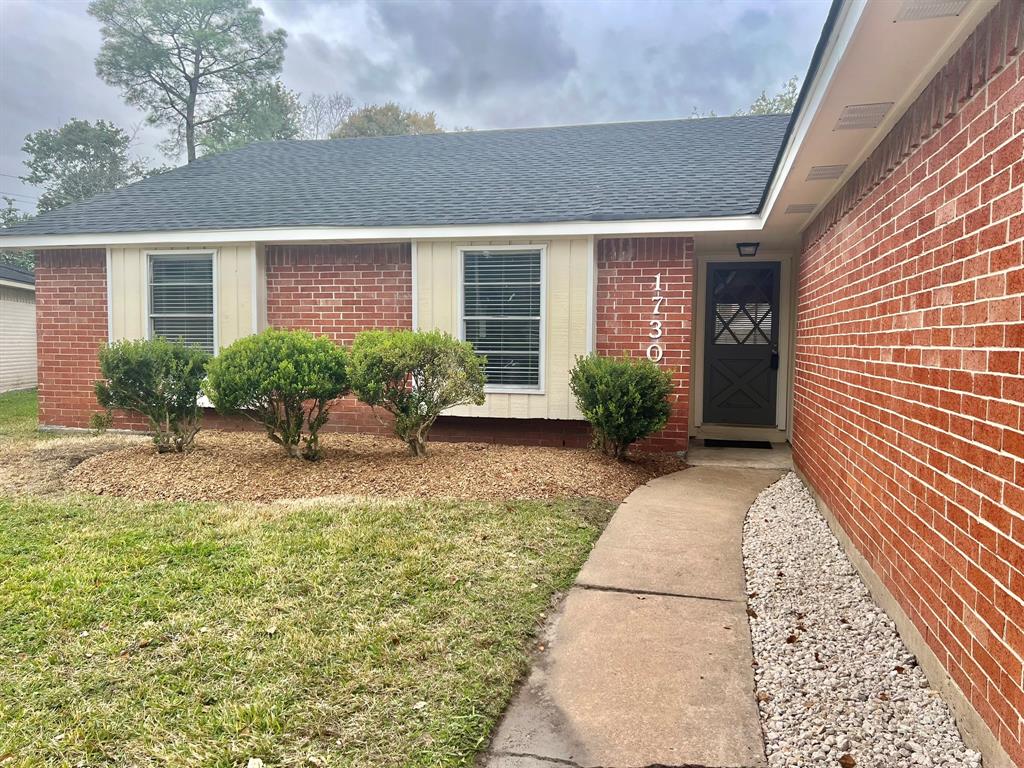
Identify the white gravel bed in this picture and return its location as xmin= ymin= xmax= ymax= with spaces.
xmin=743 ymin=472 xmax=982 ymax=768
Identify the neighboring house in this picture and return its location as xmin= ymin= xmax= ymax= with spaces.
xmin=0 ymin=263 xmax=36 ymax=393
xmin=0 ymin=0 xmax=1022 ymax=763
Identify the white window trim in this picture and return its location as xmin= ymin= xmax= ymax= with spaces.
xmin=457 ymin=244 xmax=546 ymax=395
xmin=145 ymin=249 xmax=219 ymax=353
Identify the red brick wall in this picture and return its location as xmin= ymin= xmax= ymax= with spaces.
xmin=35 ymin=249 xmax=109 ymax=429
xmin=596 ymin=237 xmax=693 ymax=452
xmin=792 ymin=13 xmax=1024 ymax=761
xmin=265 ymin=243 xmax=412 ymax=434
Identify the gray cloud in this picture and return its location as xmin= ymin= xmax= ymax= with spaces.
xmin=1 ymin=0 xmax=829 ymax=208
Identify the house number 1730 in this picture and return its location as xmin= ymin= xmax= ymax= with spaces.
xmin=647 ymin=273 xmax=665 ymax=363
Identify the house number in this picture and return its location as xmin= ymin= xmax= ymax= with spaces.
xmin=646 ymin=273 xmax=665 ymax=363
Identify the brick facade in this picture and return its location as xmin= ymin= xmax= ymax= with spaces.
xmin=596 ymin=237 xmax=694 ymax=452
xmin=792 ymin=11 xmax=1024 ymax=761
xmin=265 ymin=243 xmax=413 ymax=434
xmin=35 ymin=249 xmax=109 ymax=429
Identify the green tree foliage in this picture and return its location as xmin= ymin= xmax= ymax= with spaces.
xmin=330 ymin=102 xmax=443 ymax=139
xmin=21 ymin=119 xmax=152 ymax=213
xmin=89 ymin=0 xmax=287 ymax=163
xmin=95 ymin=338 xmax=211 ymax=453
xmin=569 ymin=354 xmax=673 ymax=459
xmin=197 ymin=81 xmax=300 ymax=155
xmin=348 ymin=330 xmax=485 ymax=457
xmin=745 ymin=75 xmax=801 ymax=115
xmin=203 ymin=329 xmax=349 ymax=460
xmin=0 ymin=197 xmax=34 ymax=271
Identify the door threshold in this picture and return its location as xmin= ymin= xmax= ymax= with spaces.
xmin=691 ymin=424 xmax=788 ymax=443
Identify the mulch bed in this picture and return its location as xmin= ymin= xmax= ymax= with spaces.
xmin=65 ymin=430 xmax=685 ymax=503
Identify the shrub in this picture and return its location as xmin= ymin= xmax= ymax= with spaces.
xmin=94 ymin=338 xmax=210 ymax=453
xmin=569 ymin=354 xmax=673 ymax=458
xmin=348 ymin=329 xmax=486 ymax=457
xmin=203 ymin=329 xmax=349 ymax=461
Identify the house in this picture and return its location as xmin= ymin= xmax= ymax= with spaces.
xmin=0 ymin=0 xmax=1022 ymax=762
xmin=0 ymin=263 xmax=36 ymax=393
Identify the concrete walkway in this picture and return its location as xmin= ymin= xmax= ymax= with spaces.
xmin=483 ymin=465 xmax=784 ymax=768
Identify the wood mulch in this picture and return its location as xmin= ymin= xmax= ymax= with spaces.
xmin=64 ymin=430 xmax=685 ymax=503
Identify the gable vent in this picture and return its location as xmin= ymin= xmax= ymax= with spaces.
xmin=894 ymin=0 xmax=968 ymax=22
xmin=835 ymin=102 xmax=894 ymax=130
xmin=785 ymin=204 xmax=817 ymax=215
xmin=806 ymin=164 xmax=848 ymax=181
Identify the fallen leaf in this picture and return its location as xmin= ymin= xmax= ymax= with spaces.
xmin=786 ymin=634 xmax=798 ymax=644
xmin=839 ymin=754 xmax=856 ymax=768
xmin=746 ymin=607 xmax=758 ymax=619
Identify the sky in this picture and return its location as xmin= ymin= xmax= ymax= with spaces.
xmin=0 ymin=0 xmax=830 ymax=211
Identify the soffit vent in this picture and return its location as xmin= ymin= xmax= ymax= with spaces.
xmin=806 ymin=164 xmax=848 ymax=180
xmin=785 ymin=203 xmax=817 ymax=215
xmin=835 ymin=102 xmax=894 ymax=130
xmin=894 ymin=0 xmax=969 ymax=23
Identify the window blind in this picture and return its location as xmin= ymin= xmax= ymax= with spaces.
xmin=149 ymin=255 xmax=215 ymax=353
xmin=462 ymin=250 xmax=542 ymax=388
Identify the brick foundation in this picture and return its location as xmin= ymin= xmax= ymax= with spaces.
xmin=596 ymin=237 xmax=694 ymax=452
xmin=792 ymin=5 xmax=1024 ymax=760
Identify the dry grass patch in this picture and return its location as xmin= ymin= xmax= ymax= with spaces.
xmin=0 ymin=434 xmax=146 ymax=497
xmin=67 ymin=430 xmax=684 ymax=503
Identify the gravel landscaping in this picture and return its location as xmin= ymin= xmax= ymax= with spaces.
xmin=744 ymin=472 xmax=982 ymax=768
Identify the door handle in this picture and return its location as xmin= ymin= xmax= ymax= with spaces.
xmin=770 ymin=343 xmax=779 ymax=370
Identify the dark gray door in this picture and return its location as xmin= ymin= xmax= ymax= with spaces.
xmin=703 ymin=262 xmax=780 ymax=426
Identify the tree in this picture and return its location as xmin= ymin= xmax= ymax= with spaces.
xmin=197 ymin=80 xmax=300 ymax=155
xmin=90 ymin=0 xmax=287 ymax=163
xmin=299 ymin=92 xmax=354 ymax=140
xmin=330 ymin=102 xmax=443 ymax=139
xmin=744 ymin=76 xmax=801 ymax=115
xmin=0 ymin=198 xmax=34 ymax=272
xmin=21 ymin=119 xmax=152 ymax=213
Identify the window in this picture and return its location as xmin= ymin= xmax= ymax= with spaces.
xmin=462 ymin=248 xmax=543 ymax=389
xmin=149 ymin=253 xmax=215 ymax=354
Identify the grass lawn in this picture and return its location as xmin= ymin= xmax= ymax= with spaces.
xmin=0 ymin=493 xmax=612 ymax=767
xmin=0 ymin=389 xmax=39 ymax=439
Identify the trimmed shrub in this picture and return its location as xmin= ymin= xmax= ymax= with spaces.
xmin=203 ymin=329 xmax=349 ymax=461
xmin=348 ymin=329 xmax=486 ymax=457
xmin=95 ymin=338 xmax=210 ymax=452
xmin=569 ymin=354 xmax=673 ymax=458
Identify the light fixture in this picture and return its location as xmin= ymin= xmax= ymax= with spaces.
xmin=736 ymin=242 xmax=760 ymax=258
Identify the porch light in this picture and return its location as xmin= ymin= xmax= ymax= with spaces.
xmin=736 ymin=242 xmax=760 ymax=258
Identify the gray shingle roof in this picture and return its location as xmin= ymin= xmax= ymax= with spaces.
xmin=0 ymin=264 xmax=34 ymax=284
xmin=1 ymin=114 xmax=790 ymax=237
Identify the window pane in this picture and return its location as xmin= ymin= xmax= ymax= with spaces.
xmin=462 ymin=250 xmax=542 ymax=388
xmin=152 ymin=316 xmax=215 ymax=353
xmin=151 ymin=283 xmax=214 ymax=314
xmin=150 ymin=255 xmax=215 ymax=354
xmin=481 ymin=353 xmax=540 ymax=387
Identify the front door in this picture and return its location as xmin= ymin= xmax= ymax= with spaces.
xmin=703 ymin=262 xmax=780 ymax=426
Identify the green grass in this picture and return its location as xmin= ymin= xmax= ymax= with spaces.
xmin=0 ymin=493 xmax=613 ymax=767
xmin=0 ymin=388 xmax=39 ymax=439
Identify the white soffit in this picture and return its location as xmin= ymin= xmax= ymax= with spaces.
xmin=806 ymin=164 xmax=848 ymax=180
xmin=834 ymin=102 xmax=895 ymax=130
xmin=894 ymin=0 xmax=970 ymax=23
xmin=785 ymin=204 xmax=818 ymax=214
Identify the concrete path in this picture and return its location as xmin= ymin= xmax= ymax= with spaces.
xmin=483 ymin=465 xmax=784 ymax=768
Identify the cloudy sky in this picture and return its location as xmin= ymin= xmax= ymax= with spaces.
xmin=0 ymin=0 xmax=830 ymax=210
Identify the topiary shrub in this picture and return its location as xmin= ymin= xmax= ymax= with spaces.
xmin=569 ymin=354 xmax=673 ymax=459
xmin=203 ymin=329 xmax=349 ymax=461
xmin=348 ymin=329 xmax=486 ymax=457
xmin=95 ymin=337 xmax=210 ymax=453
